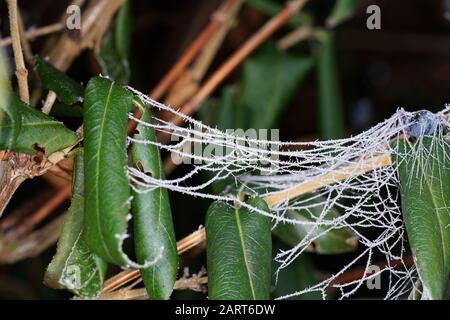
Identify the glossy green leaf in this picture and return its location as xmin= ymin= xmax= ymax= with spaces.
xmin=273 ymin=196 xmax=358 ymax=254
xmin=240 ymin=44 xmax=314 ymax=129
xmin=34 ymin=56 xmax=84 ymax=105
xmin=96 ymin=1 xmax=131 ymax=85
xmin=206 ymin=197 xmax=272 ymax=300
xmin=131 ymin=106 xmax=178 ymax=300
xmin=271 ymin=242 xmax=321 ymax=300
xmin=0 ymin=95 xmax=78 ymax=155
xmin=45 ymin=151 xmax=107 ymax=298
xmin=393 ymin=136 xmax=450 ymax=300
xmin=326 ymin=0 xmax=358 ymax=28
xmin=83 ymin=76 xmax=133 ymax=266
xmin=316 ymin=31 xmax=345 ymax=140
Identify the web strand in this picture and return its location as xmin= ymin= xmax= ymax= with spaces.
xmin=127 ymin=86 xmax=449 ymax=299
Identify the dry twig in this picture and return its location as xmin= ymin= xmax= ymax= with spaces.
xmin=7 ymin=0 xmax=29 ymax=104
xmin=1 ymin=23 xmax=64 ymax=47
xmin=161 ymin=0 xmax=309 ymax=134
xmin=98 ymin=275 xmax=208 ymax=300
xmin=127 ymin=0 xmax=243 ymax=135
xmin=0 ymin=214 xmax=65 ymax=264
xmin=102 ymin=228 xmax=207 ymax=293
xmin=276 ymin=25 xmax=314 ymax=50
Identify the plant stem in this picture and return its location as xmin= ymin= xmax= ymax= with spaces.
xmin=41 ymin=91 xmax=57 ymax=115
xmin=1 ymin=23 xmax=64 ymax=47
xmin=264 ymin=153 xmax=392 ymax=206
xmin=4 ymin=184 xmax=71 ymax=240
xmin=276 ymin=25 xmax=314 ymax=50
xmin=127 ymin=0 xmax=242 ymax=136
xmin=149 ymin=0 xmax=241 ymax=101
xmin=102 ymin=228 xmax=207 ymax=293
xmin=162 ymin=0 xmax=309 ymax=133
xmin=98 ymin=276 xmax=208 ymax=300
xmin=161 ymin=0 xmax=243 ymax=117
xmin=7 ymin=0 xmax=29 ymax=104
xmin=0 ymin=214 xmax=65 ymax=264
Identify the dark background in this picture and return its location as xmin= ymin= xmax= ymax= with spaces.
xmin=0 ymin=0 xmax=449 ymax=299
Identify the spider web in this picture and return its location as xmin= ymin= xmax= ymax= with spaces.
xmin=127 ymin=86 xmax=449 ymax=300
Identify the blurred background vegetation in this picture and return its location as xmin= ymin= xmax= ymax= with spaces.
xmin=0 ymin=0 xmax=449 ymax=299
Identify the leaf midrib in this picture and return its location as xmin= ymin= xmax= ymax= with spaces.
xmin=93 ymin=83 xmax=115 ymax=262
xmin=234 ymin=207 xmax=256 ymax=299
xmin=0 ymin=120 xmax=62 ymax=129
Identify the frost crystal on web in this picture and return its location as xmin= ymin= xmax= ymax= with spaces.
xmin=127 ymin=86 xmax=450 ymax=300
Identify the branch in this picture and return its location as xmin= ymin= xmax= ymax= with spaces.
xmin=17 ymin=10 xmax=34 ymax=69
xmin=7 ymin=0 xmax=29 ymax=104
xmin=149 ymin=0 xmax=241 ymax=101
xmin=48 ymin=0 xmax=125 ymax=71
xmin=0 ymin=143 xmax=77 ymax=217
xmin=276 ymin=25 xmax=314 ymax=50
xmin=162 ymin=0 xmax=309 ymax=133
xmin=102 ymin=228 xmax=206 ymax=293
xmin=98 ymin=274 xmax=208 ymax=300
xmin=264 ymin=153 xmax=392 ymax=206
xmin=3 ymin=184 xmax=71 ymax=240
xmin=127 ymin=0 xmax=242 ymax=135
xmin=160 ymin=0 xmax=243 ymax=117
xmin=41 ymin=91 xmax=57 ymax=115
xmin=0 ymin=214 xmax=65 ymax=264
xmin=1 ymin=23 xmax=64 ymax=47
xmin=329 ymin=255 xmax=414 ymax=287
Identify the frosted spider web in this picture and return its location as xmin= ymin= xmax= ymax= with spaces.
xmin=127 ymin=87 xmax=449 ymax=300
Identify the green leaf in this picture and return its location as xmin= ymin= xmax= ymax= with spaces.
xmin=316 ymin=31 xmax=345 ymax=140
xmin=34 ymin=56 xmax=84 ymax=105
xmin=96 ymin=1 xmax=132 ymax=85
xmin=206 ymin=197 xmax=272 ymax=300
xmin=115 ymin=0 xmax=132 ymax=60
xmin=45 ymin=150 xmax=107 ymax=298
xmin=393 ymin=136 xmax=450 ymax=300
xmin=83 ymin=76 xmax=133 ymax=266
xmin=271 ymin=242 xmax=321 ymax=300
xmin=0 ymin=49 xmax=21 ymax=149
xmin=131 ymin=106 xmax=178 ymax=300
xmin=326 ymin=0 xmax=358 ymax=28
xmin=97 ymin=34 xmax=130 ymax=85
xmin=273 ymin=196 xmax=358 ymax=254
xmin=240 ymin=43 xmax=314 ymax=129
xmin=0 ymin=95 xmax=78 ymax=155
